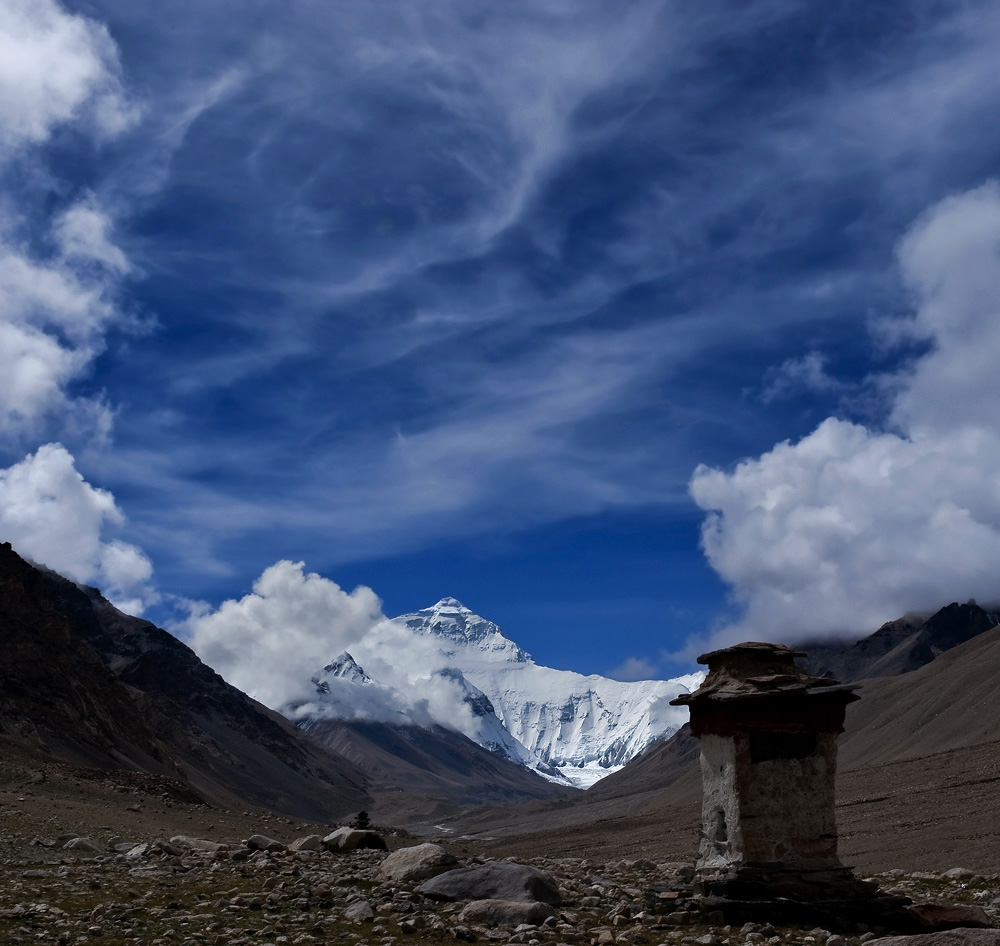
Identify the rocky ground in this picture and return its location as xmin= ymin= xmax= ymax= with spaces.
xmin=3 ymin=827 xmax=1000 ymax=946
xmin=4 ymin=750 xmax=1000 ymax=946
xmin=3 ymin=777 xmax=1000 ymax=946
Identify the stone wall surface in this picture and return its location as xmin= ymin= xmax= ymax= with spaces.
xmin=698 ymin=733 xmax=742 ymax=869
xmin=736 ymin=730 xmax=840 ymax=869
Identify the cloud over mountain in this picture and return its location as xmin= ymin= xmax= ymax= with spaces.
xmin=184 ymin=562 xmax=483 ymax=738
xmin=0 ymin=444 xmax=154 ymax=614
xmin=690 ymin=183 xmax=1000 ymax=647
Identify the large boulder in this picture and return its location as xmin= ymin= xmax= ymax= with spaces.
xmin=63 ymin=837 xmax=104 ymax=854
xmin=379 ymin=843 xmax=458 ymax=882
xmin=459 ymin=899 xmax=556 ymax=927
xmin=289 ymin=834 xmax=324 ymax=852
xmin=418 ymin=861 xmax=561 ymax=905
xmin=245 ymin=834 xmax=285 ymax=853
xmin=322 ymin=827 xmax=387 ymax=852
xmin=906 ymin=906 xmax=994 ymax=931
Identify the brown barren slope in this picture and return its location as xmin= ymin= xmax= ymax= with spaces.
xmin=465 ymin=624 xmax=1000 ymax=873
xmin=0 ymin=542 xmax=371 ymax=821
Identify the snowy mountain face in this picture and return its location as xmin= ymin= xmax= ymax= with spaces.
xmin=294 ymin=598 xmax=701 ymax=789
xmin=394 ymin=599 xmax=702 ymax=788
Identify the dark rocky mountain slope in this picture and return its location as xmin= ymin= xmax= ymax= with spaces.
xmin=798 ymin=601 xmax=1000 ymax=682
xmin=0 ymin=541 xmax=370 ymax=820
xmin=303 ymin=717 xmax=574 ymax=826
xmin=838 ymin=620 xmax=1000 ymax=769
xmin=0 ymin=542 xmax=569 ymax=828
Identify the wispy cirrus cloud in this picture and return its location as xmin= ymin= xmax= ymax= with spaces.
xmin=5 ymin=0 xmax=1000 ymax=669
xmin=86 ymin=0 xmax=1000 ymax=611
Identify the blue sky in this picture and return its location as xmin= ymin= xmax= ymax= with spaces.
xmin=4 ymin=0 xmax=1000 ymax=682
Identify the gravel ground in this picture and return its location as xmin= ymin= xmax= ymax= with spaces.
xmin=3 ymin=830 xmax=999 ymax=946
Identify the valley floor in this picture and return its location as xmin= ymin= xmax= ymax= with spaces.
xmin=2 ymin=816 xmax=999 ymax=946
xmin=3 ymin=726 xmax=1000 ymax=946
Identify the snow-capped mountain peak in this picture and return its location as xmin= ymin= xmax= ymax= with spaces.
xmin=391 ymin=601 xmax=703 ymax=788
xmin=399 ymin=597 xmax=531 ymax=663
xmin=292 ymin=601 xmax=703 ymax=790
xmin=311 ymin=651 xmax=371 ymax=693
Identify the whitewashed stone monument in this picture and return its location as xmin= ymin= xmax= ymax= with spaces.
xmin=671 ymin=642 xmax=870 ymax=904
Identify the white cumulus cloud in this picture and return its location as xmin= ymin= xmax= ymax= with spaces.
xmin=0 ymin=2 xmax=155 ymax=611
xmin=690 ymin=182 xmax=1000 ymax=648
xmin=0 ymin=443 xmax=155 ymax=613
xmin=185 ymin=560 xmax=481 ymax=737
xmin=0 ymin=0 xmax=140 ymax=441
xmin=186 ymin=561 xmax=386 ymax=710
xmin=0 ymin=0 xmax=135 ymax=150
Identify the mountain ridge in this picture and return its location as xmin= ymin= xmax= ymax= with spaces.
xmin=797 ymin=601 xmax=1000 ymax=681
xmin=452 ymin=601 xmax=1000 ymax=872
xmin=1 ymin=544 xmax=573 ymax=829
xmin=396 ymin=597 xmax=703 ymax=786
xmin=295 ymin=596 xmax=703 ymax=789
xmin=0 ymin=541 xmax=371 ymax=820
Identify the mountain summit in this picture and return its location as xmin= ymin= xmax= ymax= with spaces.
xmin=396 ymin=600 xmax=702 ymax=787
xmin=294 ymin=598 xmax=701 ymax=788
xmin=397 ymin=597 xmax=531 ymax=662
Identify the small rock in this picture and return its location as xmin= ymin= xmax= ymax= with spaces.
xmin=64 ymin=837 xmax=104 ymax=854
xmin=344 ymin=899 xmax=375 ymax=922
xmin=322 ymin=827 xmax=387 ymax=852
xmin=170 ymin=835 xmax=223 ymax=853
xmin=289 ymin=834 xmax=324 ymax=852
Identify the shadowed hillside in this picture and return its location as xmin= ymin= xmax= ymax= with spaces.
xmin=0 ymin=541 xmax=369 ymax=820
